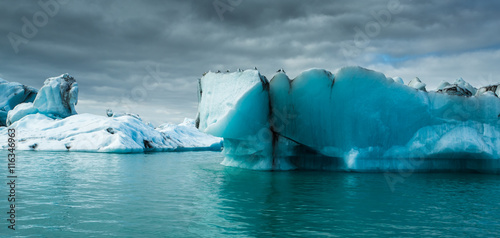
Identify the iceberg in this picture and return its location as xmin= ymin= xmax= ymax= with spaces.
xmin=6 ymin=73 xmax=78 ymax=126
xmin=1 ymin=113 xmax=222 ymax=152
xmin=0 ymin=78 xmax=37 ymax=126
xmin=156 ymin=118 xmax=223 ymax=151
xmin=197 ymin=67 xmax=500 ymax=173
xmin=0 ymin=74 xmax=222 ymax=152
xmin=197 ymin=70 xmax=277 ymax=169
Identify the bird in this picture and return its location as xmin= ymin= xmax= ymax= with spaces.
xmin=237 ymin=68 xmax=242 ymax=72
xmin=106 ymin=109 xmax=114 ymax=117
xmin=277 ymin=69 xmax=282 ymax=73
xmin=254 ymin=67 xmax=258 ymax=70
xmin=226 ymin=69 xmax=230 ymax=73
xmin=216 ymin=70 xmax=221 ymax=73
xmin=202 ymin=72 xmax=207 ymax=76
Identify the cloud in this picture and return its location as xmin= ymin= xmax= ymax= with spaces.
xmin=1 ymin=0 xmax=500 ymax=123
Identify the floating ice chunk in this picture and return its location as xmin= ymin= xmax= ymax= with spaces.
xmin=197 ymin=66 xmax=500 ymax=172
xmin=1 ymin=73 xmax=222 ymax=153
xmin=0 ymin=114 xmax=222 ymax=152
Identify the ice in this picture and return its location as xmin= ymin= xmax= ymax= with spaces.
xmin=0 ymin=78 xmax=37 ymax=126
xmin=197 ymin=66 xmax=500 ymax=172
xmin=197 ymin=70 xmax=270 ymax=138
xmin=6 ymin=73 xmax=78 ymax=125
xmin=0 ymin=113 xmax=222 ymax=152
xmin=0 ymin=74 xmax=222 ymax=152
xmin=156 ymin=118 xmax=223 ymax=151
xmin=392 ymin=77 xmax=404 ymax=84
xmin=407 ymin=77 xmax=427 ymax=91
xmin=476 ymin=84 xmax=500 ymax=97
xmin=196 ymin=70 xmax=279 ymax=169
xmin=436 ymin=78 xmax=476 ymax=97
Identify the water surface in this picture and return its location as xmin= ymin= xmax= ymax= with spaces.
xmin=1 ymin=151 xmax=499 ymax=237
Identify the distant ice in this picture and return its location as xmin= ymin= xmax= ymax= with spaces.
xmin=0 ymin=74 xmax=222 ymax=152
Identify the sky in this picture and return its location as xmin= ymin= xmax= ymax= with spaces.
xmin=2 ymin=0 xmax=500 ymax=125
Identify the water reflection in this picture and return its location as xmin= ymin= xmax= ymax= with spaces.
xmin=1 ymin=151 xmax=499 ymax=237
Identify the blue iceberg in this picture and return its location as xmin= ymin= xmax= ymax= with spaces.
xmin=196 ymin=67 xmax=500 ymax=172
xmin=0 ymin=77 xmax=37 ymax=126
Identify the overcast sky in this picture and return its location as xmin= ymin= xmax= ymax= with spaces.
xmin=2 ymin=0 xmax=500 ymax=125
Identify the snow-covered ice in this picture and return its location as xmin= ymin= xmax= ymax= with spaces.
xmin=0 ymin=113 xmax=221 ymax=153
xmin=197 ymin=67 xmax=500 ymax=172
xmin=156 ymin=118 xmax=223 ymax=151
xmin=0 ymin=74 xmax=222 ymax=152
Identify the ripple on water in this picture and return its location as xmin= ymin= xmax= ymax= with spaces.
xmin=1 ymin=151 xmax=499 ymax=237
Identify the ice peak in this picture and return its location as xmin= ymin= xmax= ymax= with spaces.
xmin=408 ymin=77 xmax=427 ymax=91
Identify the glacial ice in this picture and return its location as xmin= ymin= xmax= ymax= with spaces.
xmin=407 ymin=77 xmax=426 ymax=91
xmin=197 ymin=67 xmax=500 ymax=172
xmin=0 ymin=78 xmax=37 ymax=126
xmin=6 ymin=73 xmax=78 ymax=126
xmin=436 ymin=78 xmax=476 ymax=97
xmin=0 ymin=74 xmax=222 ymax=152
xmin=0 ymin=113 xmax=222 ymax=152
xmin=156 ymin=118 xmax=223 ymax=151
xmin=197 ymin=70 xmax=278 ymax=169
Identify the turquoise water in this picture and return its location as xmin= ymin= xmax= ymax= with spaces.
xmin=1 ymin=151 xmax=499 ymax=237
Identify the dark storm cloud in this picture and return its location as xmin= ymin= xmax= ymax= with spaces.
xmin=1 ymin=0 xmax=500 ymax=124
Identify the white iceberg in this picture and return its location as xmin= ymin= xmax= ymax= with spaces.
xmin=0 ymin=74 xmax=222 ymax=152
xmin=1 ymin=113 xmax=221 ymax=153
xmin=197 ymin=70 xmax=277 ymax=169
xmin=197 ymin=66 xmax=500 ymax=172
xmin=157 ymin=118 xmax=223 ymax=151
xmin=0 ymin=78 xmax=37 ymax=126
